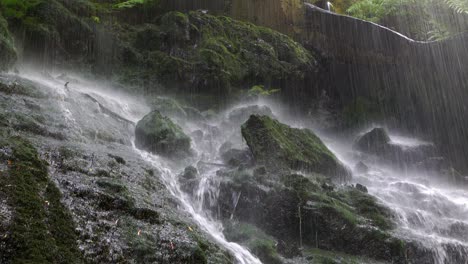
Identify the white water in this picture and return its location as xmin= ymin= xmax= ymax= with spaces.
xmin=134 ymin=148 xmax=262 ymax=264
xmin=8 ymin=70 xmax=468 ymax=263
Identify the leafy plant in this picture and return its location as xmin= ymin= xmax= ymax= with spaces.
xmin=444 ymin=0 xmax=468 ymax=13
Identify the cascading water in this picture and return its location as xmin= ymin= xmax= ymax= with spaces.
xmin=133 ymin=148 xmax=262 ymax=264
xmin=325 ymin=133 xmax=468 ymax=264
xmin=7 ymin=69 xmax=468 ymax=264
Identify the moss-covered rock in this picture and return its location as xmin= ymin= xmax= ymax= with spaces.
xmin=0 ymin=12 xmax=17 ymax=71
xmin=126 ymin=10 xmax=315 ymax=94
xmin=217 ymin=170 xmax=404 ymax=262
xmin=241 ymin=115 xmax=351 ymax=181
xmin=135 ymin=110 xmax=191 ymax=157
xmin=0 ymin=136 xmax=82 ymax=263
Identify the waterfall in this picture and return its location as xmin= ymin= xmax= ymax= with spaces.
xmin=134 ymin=147 xmax=262 ymax=264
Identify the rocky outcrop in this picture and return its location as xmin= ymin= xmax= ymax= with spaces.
xmin=135 ymin=111 xmax=191 ymax=157
xmin=217 ymin=170 xmax=405 ymax=263
xmin=241 ymin=115 xmax=351 ymax=181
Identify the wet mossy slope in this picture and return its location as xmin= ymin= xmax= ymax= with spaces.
xmin=0 ymin=136 xmax=82 ymax=263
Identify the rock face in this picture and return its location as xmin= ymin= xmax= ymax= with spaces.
xmin=135 ymin=111 xmax=191 ymax=157
xmin=241 ymin=115 xmax=351 ymax=181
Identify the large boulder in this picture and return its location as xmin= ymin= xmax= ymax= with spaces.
xmin=241 ymin=115 xmax=351 ymax=181
xmin=135 ymin=111 xmax=191 ymax=157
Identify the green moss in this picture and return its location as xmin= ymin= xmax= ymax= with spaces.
xmin=135 ymin=110 xmax=191 ymax=157
xmin=224 ymin=222 xmax=282 ymax=264
xmin=331 ymin=188 xmax=394 ymax=230
xmin=0 ymin=136 xmax=82 ymax=263
xmin=241 ymin=115 xmax=349 ymax=180
xmin=126 ymin=10 xmax=315 ymax=94
xmin=304 ymin=247 xmax=381 ymax=264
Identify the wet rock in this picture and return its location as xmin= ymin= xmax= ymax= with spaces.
xmin=179 ymin=166 xmax=199 ymax=194
xmin=355 ymin=161 xmax=369 ymax=173
xmin=130 ymin=207 xmax=160 ymax=224
xmin=218 ymin=142 xmax=233 ymax=155
xmin=220 ymin=148 xmax=253 ymax=167
xmin=108 ymin=154 xmax=126 ymax=165
xmin=228 ymin=105 xmax=275 ymax=124
xmin=354 ymin=128 xmax=391 ymax=154
xmin=354 ymin=128 xmax=438 ymax=169
xmin=217 ymin=171 xmax=401 ymax=262
xmin=135 ymin=111 xmax=191 ymax=157
xmin=190 ymin=130 xmax=204 ymax=142
xmin=149 ymin=97 xmax=186 ymax=118
xmin=355 ymin=183 xmax=368 ymax=193
xmin=241 ymin=115 xmax=351 ymax=181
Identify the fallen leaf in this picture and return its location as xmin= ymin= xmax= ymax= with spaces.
xmin=188 ymin=226 xmax=193 ymax=232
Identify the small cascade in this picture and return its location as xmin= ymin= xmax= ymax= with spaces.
xmin=325 ymin=133 xmax=468 ymax=264
xmin=134 ymin=147 xmax=262 ymax=264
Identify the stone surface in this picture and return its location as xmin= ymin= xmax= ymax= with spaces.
xmin=241 ymin=115 xmax=351 ymax=181
xmin=135 ymin=111 xmax=191 ymax=157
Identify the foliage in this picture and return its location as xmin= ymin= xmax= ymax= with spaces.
xmin=113 ymin=0 xmax=158 ymax=9
xmin=444 ymin=0 xmax=468 ymax=13
xmin=127 ymin=11 xmax=315 ymax=94
xmin=344 ymin=0 xmax=468 ymax=40
xmin=248 ymin=85 xmax=281 ymax=97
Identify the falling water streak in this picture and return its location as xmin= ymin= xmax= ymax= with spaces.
xmin=134 ymin=146 xmax=262 ymax=264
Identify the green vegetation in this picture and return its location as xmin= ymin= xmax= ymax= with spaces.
xmin=0 ymin=136 xmax=82 ymax=263
xmin=224 ymin=222 xmax=282 ymax=264
xmin=127 ymin=10 xmax=315 ymax=94
xmin=304 ymin=247 xmax=386 ymax=264
xmin=342 ymin=0 xmax=468 ymax=40
xmin=281 ymin=174 xmax=393 ymax=230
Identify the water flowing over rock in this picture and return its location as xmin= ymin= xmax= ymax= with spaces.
xmin=354 ymin=128 xmax=439 ymax=170
xmin=135 ymin=111 xmax=191 ymax=157
xmin=241 ymin=115 xmax=351 ymax=181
